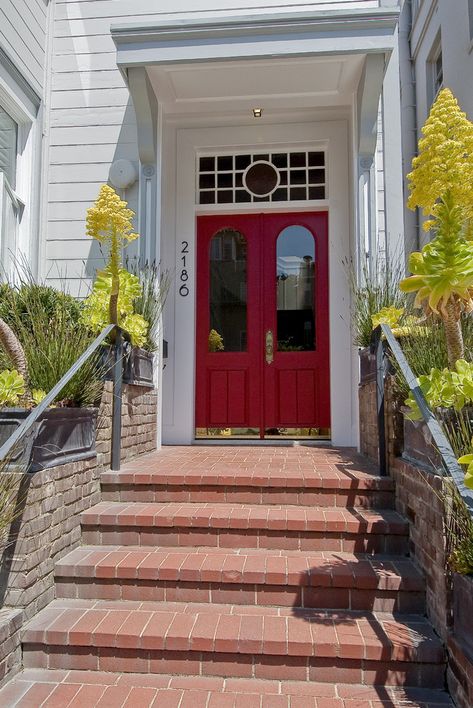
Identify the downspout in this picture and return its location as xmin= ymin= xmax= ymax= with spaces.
xmin=398 ymin=0 xmax=419 ymax=254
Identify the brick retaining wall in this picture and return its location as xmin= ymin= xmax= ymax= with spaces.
xmin=0 ymin=381 xmax=158 ymax=686
xmin=358 ymin=352 xmax=473 ymax=703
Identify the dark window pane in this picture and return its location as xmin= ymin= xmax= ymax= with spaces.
xmin=290 ymin=152 xmax=306 ymax=168
xmin=244 ymin=161 xmax=279 ymax=196
xmin=276 ymin=225 xmax=316 ymax=352
xmin=200 ymin=173 xmax=215 ymax=189
xmin=200 ymin=156 xmax=214 ymax=172
xmin=308 ymin=169 xmax=325 ymax=184
xmin=235 ymin=189 xmax=251 ymax=203
xmin=200 ymin=191 xmax=215 ymax=204
xmin=217 ymin=155 xmax=233 ymax=171
xmin=289 ymin=169 xmax=306 ymax=185
xmin=217 ymin=190 xmax=233 ymax=203
xmin=309 ymin=186 xmax=325 ymax=200
xmin=218 ymin=172 xmax=233 ymax=188
xmin=308 ymin=152 xmax=325 ymax=167
xmin=253 ymin=154 xmax=269 ymax=161
xmin=272 ymin=188 xmax=288 ymax=202
xmin=290 ymin=187 xmax=307 ymax=200
xmin=272 ymin=153 xmax=288 ymax=168
xmin=235 ymin=173 xmax=243 ymax=188
xmin=235 ymin=154 xmax=252 ymax=170
xmin=210 ymin=229 xmax=247 ymax=352
xmin=254 ymin=195 xmax=270 ymax=202
xmin=279 ymin=171 xmax=288 ymax=186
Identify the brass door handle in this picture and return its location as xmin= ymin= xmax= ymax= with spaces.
xmin=265 ymin=330 xmax=274 ymax=365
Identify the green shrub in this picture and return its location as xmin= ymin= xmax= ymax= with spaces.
xmin=0 ymin=280 xmax=103 ymax=407
xmin=351 ymin=260 xmax=406 ymax=348
xmin=127 ymin=260 xmax=170 ymax=352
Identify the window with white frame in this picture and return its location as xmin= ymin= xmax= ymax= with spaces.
xmin=428 ymin=36 xmax=443 ymax=107
xmin=0 ymin=103 xmax=24 ymax=275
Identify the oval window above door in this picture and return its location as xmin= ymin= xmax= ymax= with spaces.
xmin=209 ymin=228 xmax=247 ymax=352
xmin=276 ymin=225 xmax=316 ymax=352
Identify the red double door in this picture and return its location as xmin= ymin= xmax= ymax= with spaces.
xmin=196 ymin=212 xmax=330 ymax=436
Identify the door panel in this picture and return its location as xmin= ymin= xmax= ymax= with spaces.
xmin=196 ymin=214 xmax=262 ymax=429
xmin=196 ymin=212 xmax=330 ymax=435
xmin=262 ymin=212 xmax=330 ymax=430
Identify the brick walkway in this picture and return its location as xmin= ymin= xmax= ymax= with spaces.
xmin=0 ymin=446 xmax=452 ymax=706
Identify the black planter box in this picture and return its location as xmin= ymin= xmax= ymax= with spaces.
xmin=101 ymin=346 xmax=154 ymax=387
xmin=0 ymin=407 xmax=97 ymax=473
xmin=453 ymin=573 xmax=473 ymax=660
xmin=124 ymin=347 xmax=154 ymax=387
xmin=359 ymin=346 xmax=377 ymax=384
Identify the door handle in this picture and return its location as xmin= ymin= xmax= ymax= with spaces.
xmin=265 ymin=330 xmax=274 ymax=365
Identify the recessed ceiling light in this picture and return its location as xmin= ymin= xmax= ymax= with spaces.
xmin=252 ymin=108 xmax=263 ymax=118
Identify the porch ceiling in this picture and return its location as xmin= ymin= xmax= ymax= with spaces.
xmin=146 ymin=54 xmax=366 ymax=116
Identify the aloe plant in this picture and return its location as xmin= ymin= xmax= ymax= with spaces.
xmin=86 ymin=185 xmax=140 ymax=330
xmin=400 ymin=89 xmax=473 ymax=367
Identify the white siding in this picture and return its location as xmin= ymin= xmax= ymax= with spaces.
xmin=45 ymin=0 xmax=383 ymax=288
xmin=0 ymin=0 xmax=49 ymax=94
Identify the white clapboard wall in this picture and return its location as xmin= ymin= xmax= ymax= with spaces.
xmin=46 ymin=0 xmax=383 ymax=295
xmin=0 ymin=0 xmax=49 ymax=95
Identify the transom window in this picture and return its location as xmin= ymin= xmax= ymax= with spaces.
xmin=197 ymin=150 xmax=326 ymax=205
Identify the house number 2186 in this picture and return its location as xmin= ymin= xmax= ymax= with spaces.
xmin=179 ymin=241 xmax=190 ymax=297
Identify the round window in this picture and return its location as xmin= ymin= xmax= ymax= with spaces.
xmin=243 ymin=161 xmax=280 ymax=197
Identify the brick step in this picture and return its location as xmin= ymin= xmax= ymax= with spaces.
xmin=55 ymin=546 xmax=425 ymax=613
xmin=81 ymin=502 xmax=409 ymax=553
xmin=0 ymin=668 xmax=453 ymax=707
xmin=22 ymin=599 xmax=445 ymax=686
xmin=101 ymin=465 xmax=395 ymax=509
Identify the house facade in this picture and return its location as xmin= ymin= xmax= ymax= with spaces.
xmin=1 ymin=0 xmax=457 ymax=449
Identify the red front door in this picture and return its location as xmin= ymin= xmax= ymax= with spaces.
xmin=196 ymin=212 xmax=330 ymax=437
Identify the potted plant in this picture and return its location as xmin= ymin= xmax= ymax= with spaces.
xmin=0 ymin=281 xmax=102 ymax=472
xmin=125 ymin=260 xmax=170 ymax=386
xmin=81 ymin=186 xmax=169 ymax=387
xmin=397 ymin=89 xmax=473 ymax=477
xmin=350 ymin=260 xmax=406 ymax=384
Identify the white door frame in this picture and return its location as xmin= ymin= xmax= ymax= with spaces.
xmin=161 ymin=120 xmax=356 ymax=446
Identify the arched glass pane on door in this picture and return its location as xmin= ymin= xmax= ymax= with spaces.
xmin=276 ymin=225 xmax=315 ymax=351
xmin=209 ymin=228 xmax=247 ymax=352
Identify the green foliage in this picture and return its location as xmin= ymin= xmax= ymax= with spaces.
xmin=457 ymin=453 xmax=473 ymax=490
xmin=350 ymin=259 xmax=406 ymax=348
xmin=404 ymin=359 xmax=473 ymax=420
xmin=0 ymin=369 xmax=25 ymax=407
xmin=0 ymin=279 xmax=103 ymax=407
xmin=371 ymin=306 xmax=405 ymax=331
xmin=0 ymin=283 xmax=80 ymax=335
xmin=442 ymin=479 xmax=473 ymax=574
xmin=208 ymin=329 xmax=224 ymax=352
xmin=128 ymin=261 xmax=170 ymax=353
xmin=31 ymin=389 xmax=47 ymax=406
xmin=400 ymin=194 xmax=473 ymax=316
xmin=81 ymin=267 xmax=149 ymax=348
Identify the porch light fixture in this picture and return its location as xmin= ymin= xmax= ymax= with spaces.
xmin=252 ymin=108 xmax=263 ymax=118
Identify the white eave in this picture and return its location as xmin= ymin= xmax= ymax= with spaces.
xmin=111 ymin=7 xmax=400 ymax=69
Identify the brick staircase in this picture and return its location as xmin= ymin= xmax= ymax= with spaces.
xmin=0 ymin=447 xmax=452 ymax=706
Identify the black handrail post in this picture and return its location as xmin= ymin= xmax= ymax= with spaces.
xmin=374 ymin=326 xmax=387 ymax=476
xmin=111 ymin=328 xmax=123 ymax=472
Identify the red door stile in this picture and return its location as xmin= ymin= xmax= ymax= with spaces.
xmin=196 ymin=214 xmax=262 ymax=430
xmin=262 ymin=212 xmax=330 ymax=431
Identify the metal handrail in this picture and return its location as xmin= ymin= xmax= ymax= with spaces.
xmin=371 ymin=323 xmax=473 ymax=514
xmin=0 ymin=323 xmax=124 ymax=472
